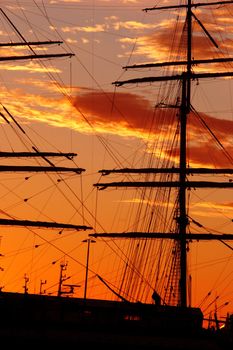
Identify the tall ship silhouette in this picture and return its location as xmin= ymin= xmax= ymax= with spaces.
xmin=0 ymin=1 xmax=233 ymax=349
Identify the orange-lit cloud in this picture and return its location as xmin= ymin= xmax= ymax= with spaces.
xmin=113 ymin=21 xmax=155 ymax=31
xmin=72 ymin=89 xmax=233 ymax=168
xmin=0 ymin=61 xmax=61 ymax=74
xmin=1 ymin=77 xmax=232 ymax=169
xmin=190 ymin=201 xmax=233 ymax=221
xmin=120 ymin=7 xmax=233 ymax=69
xmin=72 ymin=89 xmax=153 ymax=130
xmin=62 ymin=24 xmax=106 ymax=34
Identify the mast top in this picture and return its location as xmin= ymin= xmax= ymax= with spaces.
xmin=143 ymin=0 xmax=233 ymax=12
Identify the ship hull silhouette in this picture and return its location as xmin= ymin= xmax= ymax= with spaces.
xmin=0 ymin=291 xmax=227 ymax=349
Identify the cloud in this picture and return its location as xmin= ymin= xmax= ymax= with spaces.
xmin=72 ymin=88 xmax=233 ymax=167
xmin=61 ymin=24 xmax=106 ymax=34
xmin=129 ymin=8 xmax=233 ymax=68
xmin=72 ymin=88 xmax=178 ymax=140
xmin=1 ymin=80 xmax=232 ymax=170
xmin=0 ymin=61 xmax=61 ymax=74
xmin=113 ymin=21 xmax=156 ymax=31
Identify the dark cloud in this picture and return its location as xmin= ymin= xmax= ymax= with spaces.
xmin=73 ymin=90 xmax=158 ymax=131
xmin=72 ymin=88 xmax=183 ymax=132
xmin=73 ymin=89 xmax=233 ymax=167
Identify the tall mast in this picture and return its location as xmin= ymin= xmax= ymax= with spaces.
xmin=179 ymin=0 xmax=192 ymax=308
xmin=92 ymin=0 xmax=233 ymax=307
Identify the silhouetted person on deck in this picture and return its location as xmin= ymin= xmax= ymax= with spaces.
xmin=152 ymin=290 xmax=161 ymax=305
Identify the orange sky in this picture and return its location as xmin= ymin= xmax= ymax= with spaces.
xmin=0 ymin=0 xmax=233 ymax=324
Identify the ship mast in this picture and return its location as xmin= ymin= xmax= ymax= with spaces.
xmin=179 ymin=0 xmax=192 ymax=308
xmin=91 ymin=0 xmax=233 ymax=307
xmin=0 ymin=9 xmax=92 ymax=233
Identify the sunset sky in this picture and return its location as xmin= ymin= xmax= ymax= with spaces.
xmin=0 ymin=0 xmax=233 ymax=323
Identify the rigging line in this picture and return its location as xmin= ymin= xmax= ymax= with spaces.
xmin=93 ymin=232 xmax=157 ymax=294
xmin=72 ymin=44 xmax=122 ymax=67
xmin=2 ymin=5 xmax=69 ymax=99
xmin=191 ymin=11 xmax=218 ymax=49
xmin=202 ymin=295 xmax=220 ymax=314
xmin=190 ymin=254 xmax=233 ymax=271
xmin=219 ymin=239 xmax=233 ymax=251
xmin=0 ymin=107 xmax=56 ymax=169
xmin=1 ymin=105 xmax=25 ymax=134
xmin=198 ymin=291 xmax=212 ymax=308
xmin=3 ymin=112 xmax=90 ymax=226
xmin=3 ymin=244 xmax=40 ymax=259
xmin=213 ymin=261 xmax=233 ymax=291
xmin=29 ymin=4 xmax=144 ymax=166
xmin=51 ymin=174 xmax=93 ymax=227
xmin=41 ymin=0 xmax=49 ymax=20
xmin=95 ymin=93 xmax=136 ymax=167
xmin=136 ymin=242 xmax=156 ymax=301
xmin=96 ymin=274 xmax=130 ymax=302
xmin=191 ymin=105 xmax=233 ymax=164
xmin=16 ymin=0 xmax=71 ymax=96
xmin=33 ymin=3 xmax=129 ymax=66
xmin=4 ymin=239 xmax=86 ymax=292
xmin=0 ymin=109 xmax=32 ymax=153
xmin=34 ymin=185 xmax=57 ymax=219
xmin=0 ymin=8 xmax=34 ymax=53
xmin=73 ymin=91 xmax=132 ymax=169
xmin=3 ymin=6 xmax=74 ymax=99
xmin=27 ymin=4 xmax=151 ymax=171
xmin=131 ymin=240 xmax=152 ymax=301
xmin=5 ymin=229 xmax=83 ymax=257
xmin=191 ymin=256 xmax=233 ymax=277
xmin=115 ymin=2 xmax=147 ymax=82
xmin=0 ymin=121 xmax=14 ymax=152
xmin=0 ymin=155 xmax=82 ymax=218
xmin=1 ymin=104 xmax=73 ymax=169
xmin=208 ymin=7 xmax=230 ymax=58
xmin=191 ymin=217 xmax=233 ymax=237
xmin=31 ymin=5 xmax=145 ymax=11
xmin=33 ymin=258 xmax=77 ymax=292
xmin=16 ymin=0 xmax=40 ymax=41
xmin=159 ymin=242 xmax=176 ymax=292
xmin=3 ymin=173 xmax=83 ymax=224
xmin=5 ymin=246 xmax=60 ymax=291
xmin=58 ymin=177 xmax=103 ymax=230
xmin=215 ymin=271 xmax=233 ymax=302
xmin=123 ymin=242 xmax=138 ymax=298
xmin=94 ymin=187 xmax=99 ymax=232
xmin=7 ymin=223 xmax=90 ymax=273
xmin=25 ymin=123 xmax=73 ymax=154
xmin=1 ymin=180 xmax=58 ymax=221
xmin=79 ymin=174 xmax=85 ymax=226
xmin=173 ymin=13 xmax=184 ymax=64
xmin=189 ymin=190 xmax=233 ymax=225
xmin=201 ymin=235 xmax=233 ymax=293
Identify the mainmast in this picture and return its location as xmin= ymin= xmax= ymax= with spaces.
xmin=92 ymin=0 xmax=233 ymax=307
xmin=178 ymin=0 xmax=192 ymax=308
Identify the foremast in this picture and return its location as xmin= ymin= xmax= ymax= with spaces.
xmin=0 ymin=9 xmax=92 ymax=233
xmin=92 ymin=0 xmax=233 ymax=307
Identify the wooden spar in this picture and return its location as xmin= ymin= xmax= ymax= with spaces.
xmin=0 ymin=152 xmax=77 ymax=158
xmin=93 ymin=181 xmax=233 ymax=189
xmin=0 ymin=165 xmax=85 ymax=174
xmin=123 ymin=57 xmax=233 ymax=70
xmin=89 ymin=232 xmax=233 ymax=241
xmin=0 ymin=218 xmax=92 ymax=231
xmin=98 ymin=168 xmax=233 ymax=175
